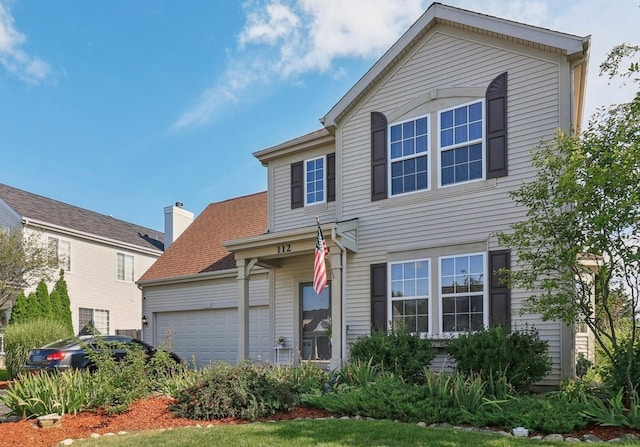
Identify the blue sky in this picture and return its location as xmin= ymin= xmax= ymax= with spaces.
xmin=1 ymin=0 xmax=638 ymax=231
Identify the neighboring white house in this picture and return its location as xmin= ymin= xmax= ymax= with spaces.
xmin=0 ymin=182 xmax=170 ymax=336
xmin=140 ymin=3 xmax=591 ymax=385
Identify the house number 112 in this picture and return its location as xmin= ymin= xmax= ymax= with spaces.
xmin=277 ymin=244 xmax=291 ymax=253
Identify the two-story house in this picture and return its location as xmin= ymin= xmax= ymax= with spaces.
xmin=141 ymin=3 xmax=590 ymax=384
xmin=0 ymin=183 xmax=168 ymax=336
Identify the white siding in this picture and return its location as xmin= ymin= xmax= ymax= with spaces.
xmin=21 ymin=226 xmax=158 ymax=335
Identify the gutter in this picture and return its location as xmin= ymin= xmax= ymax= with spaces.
xmin=22 ymin=217 xmax=163 ymax=256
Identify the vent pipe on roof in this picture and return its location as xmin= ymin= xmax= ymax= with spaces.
xmin=163 ymin=202 xmax=193 ymax=250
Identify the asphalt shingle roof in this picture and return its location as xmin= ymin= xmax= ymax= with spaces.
xmin=139 ymin=191 xmax=267 ymax=282
xmin=0 ymin=183 xmax=164 ymax=251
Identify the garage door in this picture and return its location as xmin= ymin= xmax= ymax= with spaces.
xmin=155 ymin=306 xmax=270 ymax=368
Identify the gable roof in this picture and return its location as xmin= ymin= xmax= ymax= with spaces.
xmin=0 ymin=183 xmax=163 ymax=252
xmin=139 ymin=191 xmax=267 ymax=283
xmin=321 ymin=2 xmax=590 ymax=129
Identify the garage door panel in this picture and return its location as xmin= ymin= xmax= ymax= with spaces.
xmin=155 ymin=306 xmax=270 ymax=368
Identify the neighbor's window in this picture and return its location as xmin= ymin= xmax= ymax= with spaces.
xmin=439 ymin=100 xmax=484 ymax=186
xmin=116 ymin=253 xmax=134 ymax=282
xmin=79 ymin=307 xmax=110 ymax=335
xmin=48 ymin=237 xmax=71 ymax=272
xmin=300 ymin=283 xmax=331 ymax=361
xmin=305 ymin=156 xmax=325 ymax=205
xmin=389 ymin=115 xmax=429 ymax=195
xmin=390 ymin=259 xmax=429 ymax=334
xmin=440 ymin=253 xmax=485 ymax=332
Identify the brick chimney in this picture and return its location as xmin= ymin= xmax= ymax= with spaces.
xmin=163 ymin=202 xmax=194 ymax=249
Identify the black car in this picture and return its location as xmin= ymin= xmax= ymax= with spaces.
xmin=24 ymin=335 xmax=183 ymax=373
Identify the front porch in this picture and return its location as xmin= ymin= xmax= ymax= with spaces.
xmin=225 ymin=219 xmax=358 ymax=369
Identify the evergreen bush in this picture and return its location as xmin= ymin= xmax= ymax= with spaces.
xmin=349 ymin=325 xmax=435 ymax=383
xmin=446 ymin=326 xmax=551 ymax=391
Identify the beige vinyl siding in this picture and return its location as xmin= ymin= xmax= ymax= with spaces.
xmin=335 ymin=27 xmax=571 ymax=382
xmin=141 ymin=272 xmax=269 ymax=345
xmin=270 ymin=141 xmax=337 ymax=232
xmin=272 ymin=256 xmax=317 ymax=357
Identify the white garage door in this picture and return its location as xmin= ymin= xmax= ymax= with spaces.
xmin=155 ymin=306 xmax=270 ymax=368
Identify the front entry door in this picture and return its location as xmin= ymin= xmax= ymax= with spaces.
xmin=300 ymin=283 xmax=331 ymax=360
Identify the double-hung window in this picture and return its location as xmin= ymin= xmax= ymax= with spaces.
xmin=439 ymin=100 xmax=484 ymax=186
xmin=79 ymin=307 xmax=109 ymax=335
xmin=116 ymin=253 xmax=134 ymax=282
xmin=440 ymin=253 xmax=486 ymax=332
xmin=305 ymin=156 xmax=325 ymax=205
xmin=390 ymin=259 xmax=429 ymax=334
xmin=48 ymin=237 xmax=71 ymax=272
xmin=389 ymin=116 xmax=429 ymax=196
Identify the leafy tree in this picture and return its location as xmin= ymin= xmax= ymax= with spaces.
xmin=35 ymin=279 xmax=51 ymax=318
xmin=53 ymin=270 xmax=73 ymax=334
xmin=0 ymin=227 xmax=59 ymax=309
xmin=496 ymin=44 xmax=640 ymax=397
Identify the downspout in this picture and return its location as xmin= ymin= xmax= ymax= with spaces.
xmin=569 ymin=41 xmax=590 ymax=133
xmin=331 ymin=227 xmax=347 ymax=368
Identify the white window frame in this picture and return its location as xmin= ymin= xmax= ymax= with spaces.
xmin=48 ymin=236 xmax=71 ymax=272
xmin=388 ymin=114 xmax=430 ymax=197
xmin=438 ymin=252 xmax=488 ymax=334
xmin=388 ymin=258 xmax=431 ymax=336
xmin=304 ymin=155 xmax=326 ymax=206
xmin=437 ymin=99 xmax=485 ymax=188
xmin=116 ymin=252 xmax=134 ymax=282
xmin=79 ymin=307 xmax=110 ymax=335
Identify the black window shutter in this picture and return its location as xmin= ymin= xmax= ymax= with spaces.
xmin=489 ymin=249 xmax=511 ymax=332
xmin=370 ymin=263 xmax=387 ymax=332
xmin=291 ymin=161 xmax=303 ymax=209
xmin=327 ymin=153 xmax=335 ymax=202
xmin=486 ymin=72 xmax=508 ymax=179
xmin=371 ymin=112 xmax=388 ymax=201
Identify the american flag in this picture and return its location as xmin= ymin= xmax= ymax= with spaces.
xmin=313 ymin=221 xmax=329 ymax=294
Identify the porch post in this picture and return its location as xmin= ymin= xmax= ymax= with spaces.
xmin=329 ymin=248 xmax=343 ymax=369
xmin=236 ymin=258 xmax=252 ymax=361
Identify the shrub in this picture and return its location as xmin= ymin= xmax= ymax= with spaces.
xmin=169 ymin=362 xmax=299 ymax=421
xmin=4 ymin=319 xmax=72 ymax=378
xmin=0 ymin=369 xmax=92 ymax=418
xmin=575 ymin=353 xmax=593 ymax=379
xmin=349 ymin=325 xmax=435 ymax=383
xmin=84 ymin=337 xmax=187 ymax=414
xmin=446 ymin=326 xmax=551 ymax=391
xmin=264 ymin=362 xmax=330 ymax=395
xmin=599 ymin=339 xmax=640 ymax=400
xmin=85 ymin=338 xmax=153 ymax=413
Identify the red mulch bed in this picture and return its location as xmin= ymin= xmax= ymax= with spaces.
xmin=0 ymin=382 xmax=638 ymax=446
xmin=0 ymin=396 xmax=334 ymax=447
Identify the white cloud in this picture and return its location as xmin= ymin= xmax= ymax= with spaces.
xmin=0 ymin=2 xmax=50 ymax=84
xmin=173 ymin=0 xmax=639 ymax=130
xmin=172 ymin=0 xmax=426 ymax=130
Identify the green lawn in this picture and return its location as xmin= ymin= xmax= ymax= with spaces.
xmin=71 ymin=419 xmax=636 ymax=447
